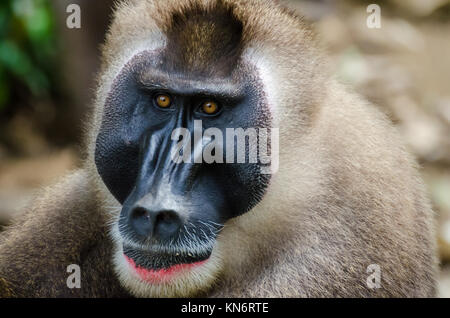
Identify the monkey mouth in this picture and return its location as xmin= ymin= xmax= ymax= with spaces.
xmin=123 ymin=245 xmax=211 ymax=282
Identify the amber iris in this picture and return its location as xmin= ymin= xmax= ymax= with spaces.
xmin=155 ymin=94 xmax=171 ymax=108
xmin=202 ymin=101 xmax=219 ymax=114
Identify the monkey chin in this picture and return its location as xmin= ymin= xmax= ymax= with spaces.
xmin=112 ymin=243 xmax=222 ymax=297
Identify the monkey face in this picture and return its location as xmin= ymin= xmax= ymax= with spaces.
xmin=94 ymin=50 xmax=272 ymax=294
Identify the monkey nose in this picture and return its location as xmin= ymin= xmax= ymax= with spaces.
xmin=129 ymin=206 xmax=182 ymax=241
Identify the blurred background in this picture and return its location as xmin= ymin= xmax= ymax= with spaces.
xmin=0 ymin=0 xmax=449 ymax=296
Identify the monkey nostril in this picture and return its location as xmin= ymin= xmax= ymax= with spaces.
xmin=154 ymin=210 xmax=182 ymax=241
xmin=156 ymin=210 xmax=178 ymax=223
xmin=128 ymin=207 xmax=182 ymax=241
xmin=131 ymin=207 xmax=150 ymax=220
xmin=129 ymin=206 xmax=153 ymax=237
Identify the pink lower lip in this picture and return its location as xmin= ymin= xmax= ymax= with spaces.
xmin=124 ymin=254 xmax=207 ymax=283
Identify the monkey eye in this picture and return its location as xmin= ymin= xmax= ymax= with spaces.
xmin=155 ymin=94 xmax=172 ymax=108
xmin=199 ymin=100 xmax=220 ymax=115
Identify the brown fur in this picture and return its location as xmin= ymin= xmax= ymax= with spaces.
xmin=163 ymin=1 xmax=244 ymax=76
xmin=0 ymin=171 xmax=128 ymax=297
xmin=0 ymin=0 xmax=437 ymax=297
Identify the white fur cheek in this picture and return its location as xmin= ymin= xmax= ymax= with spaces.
xmin=242 ymin=47 xmax=281 ymax=128
xmin=111 ymin=240 xmax=223 ymax=298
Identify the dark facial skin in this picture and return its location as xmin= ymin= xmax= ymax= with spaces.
xmin=95 ymin=51 xmax=271 ymax=270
